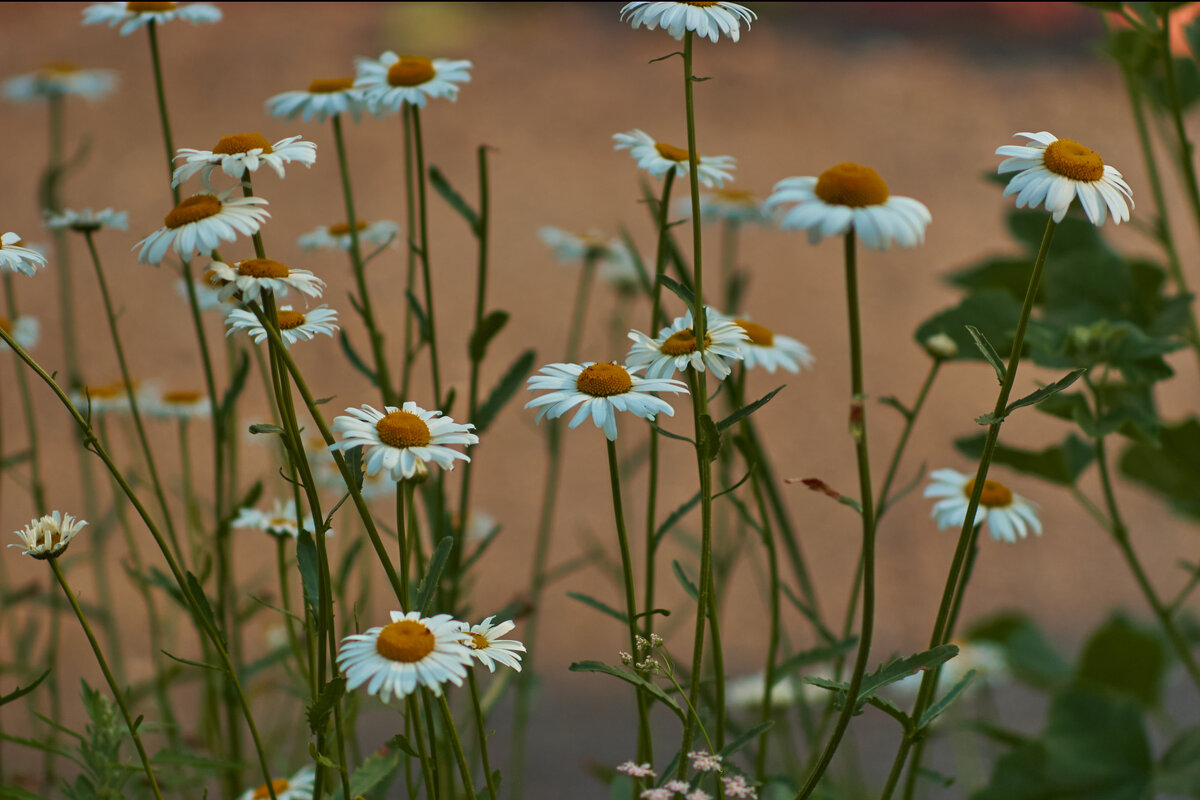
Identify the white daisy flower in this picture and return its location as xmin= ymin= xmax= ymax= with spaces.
xmin=524 ymin=361 xmax=688 ymax=441
xmin=207 ymin=258 xmax=324 ymax=303
xmin=0 ymin=232 xmax=48 ymax=276
xmin=145 ymin=388 xmax=211 ymax=420
xmin=266 ymin=77 xmax=367 ymax=124
xmin=235 ymin=765 xmax=315 ymax=800
xmin=538 ymin=226 xmax=618 ymax=263
xmin=616 ymin=761 xmax=656 ymax=778
xmin=44 ymin=207 xmax=128 ymax=232
xmin=886 ymin=638 xmax=1008 ymax=700
xmin=0 ymin=316 xmax=40 ymax=352
xmin=925 ymin=468 xmax=1042 ymax=544
xmin=82 ymin=1 xmax=222 ymax=36
xmin=232 ymin=498 xmax=324 ymax=539
xmin=599 ymin=241 xmax=644 ymax=293
xmin=996 ymin=131 xmax=1133 ymax=226
xmin=726 ymin=316 xmax=813 ymax=374
xmin=175 ymin=273 xmax=228 ymax=312
xmin=614 ymin=129 xmax=736 ymax=189
xmin=330 ymin=402 xmax=478 ymax=482
xmin=172 ymin=133 xmax=317 ymax=187
xmin=620 ymin=1 xmax=756 ymax=43
xmin=354 ymin=52 xmax=472 ymax=112
xmin=338 ymin=610 xmax=474 ymax=702
xmin=460 ymin=616 xmax=525 ymax=673
xmin=135 ymin=192 xmax=270 ymax=265
xmin=765 ymin=163 xmax=931 ymax=251
xmin=3 ymin=62 xmax=116 ymax=102
xmin=677 ymin=186 xmax=771 ymax=225
xmin=69 ymin=381 xmax=138 ymax=416
xmin=225 ymin=305 xmax=338 ymax=347
xmin=9 ymin=511 xmax=86 ymax=560
xmin=627 ymin=307 xmax=748 ymax=381
xmin=298 ymin=220 xmax=400 ymax=252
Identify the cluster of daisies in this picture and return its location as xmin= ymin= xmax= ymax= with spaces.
xmin=617 ymin=750 xmax=758 ymax=800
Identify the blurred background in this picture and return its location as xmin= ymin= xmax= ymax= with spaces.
xmin=2 ymin=2 xmax=1198 ymax=796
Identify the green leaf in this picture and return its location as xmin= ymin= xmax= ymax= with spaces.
xmin=914 ymin=289 xmax=1023 ymax=364
xmin=954 ymin=432 xmax=1095 ymax=486
xmin=469 ymin=310 xmax=509 ymax=364
xmin=0 ymin=669 xmax=50 ymax=708
xmin=697 ymin=413 xmax=721 ymax=463
xmin=1156 ymin=725 xmax=1200 ymax=798
xmin=568 ymin=661 xmax=684 ymax=720
xmin=654 ymin=491 xmax=700 ymax=545
xmin=1004 ymin=368 xmax=1087 ymax=416
xmin=800 ymin=646 xmax=958 ymax=714
xmin=416 ymin=536 xmax=454 ymax=613
xmin=475 ymin=349 xmax=536 ymax=434
xmin=918 ymin=669 xmax=976 ymax=729
xmin=429 ymin=165 xmax=479 ymax=232
xmin=672 ymin=561 xmax=699 ymax=602
xmin=406 ymin=290 xmax=430 ymax=343
xmin=339 ymin=329 xmax=379 ymax=388
xmin=719 ymin=720 xmax=773 ymax=758
xmin=967 ymin=612 xmax=1071 ymax=690
xmin=185 ymin=571 xmax=223 ymax=647
xmin=336 ymin=740 xmax=404 ymax=799
xmin=296 ymin=528 xmax=320 ymax=614
xmin=566 ymin=592 xmax=628 ymax=624
xmin=717 ymin=385 xmax=785 ymax=431
xmin=1119 ymin=417 xmax=1200 ymax=519
xmin=1076 ymin=613 xmax=1166 ymax=706
xmin=773 ymin=638 xmax=859 ymax=683
xmin=658 ymin=273 xmax=695 ymax=310
xmin=217 ymin=350 xmax=250 ymax=428
xmin=307 ymin=676 xmax=347 ymax=735
xmin=965 ymin=325 xmax=1007 ymax=383
xmin=161 ymin=650 xmax=221 ymax=672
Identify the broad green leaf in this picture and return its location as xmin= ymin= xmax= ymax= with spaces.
xmin=914 ymin=290 xmax=1023 ymax=364
xmin=566 ymin=592 xmax=627 ymax=624
xmin=1120 ymin=417 xmax=1200 ymax=519
xmin=429 ymin=165 xmax=479 ymax=232
xmin=1076 ymin=613 xmax=1166 ymax=706
xmin=469 ymin=310 xmax=509 ymax=364
xmin=1156 ymin=725 xmax=1200 ymax=798
xmin=416 ymin=536 xmax=454 ymax=613
xmin=569 ymin=661 xmax=684 ymax=720
xmin=954 ymin=432 xmax=1094 ymax=486
xmin=1005 ymin=368 xmax=1086 ymax=415
xmin=967 ymin=612 xmax=1070 ymax=690
xmin=475 ymin=349 xmax=536 ymax=434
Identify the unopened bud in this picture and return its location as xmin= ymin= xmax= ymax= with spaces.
xmin=923 ymin=333 xmax=958 ymax=361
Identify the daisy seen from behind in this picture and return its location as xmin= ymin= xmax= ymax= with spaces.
xmin=627 ymin=306 xmax=748 ymax=381
xmin=44 ymin=208 xmax=128 ymax=232
xmin=355 ymin=52 xmax=472 ymax=112
xmin=232 ymin=498 xmax=323 ymax=539
xmin=235 ymin=765 xmax=315 ymax=800
xmin=3 ymin=62 xmax=116 ymax=103
xmin=135 ymin=192 xmax=269 ymax=265
xmin=620 ymin=1 xmax=756 ymax=43
xmin=338 ymin=610 xmax=474 ymax=702
xmin=925 ymin=468 xmax=1042 ymax=544
xmin=266 ymin=77 xmax=367 ymax=124
xmin=614 ymin=129 xmax=735 ymax=189
xmin=298 ymin=220 xmax=400 ymax=252
xmin=82 ymin=2 xmax=222 ymax=35
xmin=172 ymin=132 xmax=317 ymax=187
xmin=525 ymin=361 xmax=688 ymax=441
xmin=145 ymin=388 xmax=211 ymax=420
xmin=207 ymin=257 xmax=324 ymax=303
xmin=996 ymin=131 xmax=1133 ymax=226
xmin=225 ymin=305 xmax=338 ymax=347
xmin=10 ymin=511 xmax=87 ymax=560
xmin=0 ymin=232 xmax=47 ymax=276
xmin=460 ymin=616 xmax=525 ymax=673
xmin=765 ymin=162 xmax=931 ymax=251
xmin=330 ymin=402 xmax=478 ymax=482
xmin=678 ymin=186 xmax=771 ymax=226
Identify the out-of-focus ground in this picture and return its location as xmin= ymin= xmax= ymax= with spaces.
xmin=2 ymin=2 xmax=1199 ymax=796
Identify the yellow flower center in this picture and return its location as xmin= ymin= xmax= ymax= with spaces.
xmin=714 ymin=188 xmax=755 ymax=203
xmin=88 ymin=382 xmax=127 ymax=399
xmin=40 ymin=61 xmax=80 ymax=74
xmin=734 ymin=319 xmax=773 ymax=346
xmin=275 ymin=309 xmax=306 ymax=330
xmin=469 ymin=632 xmax=489 ymax=650
xmin=212 ymin=132 xmax=274 ymax=155
xmin=0 ymin=317 xmax=11 ymax=335
xmin=328 ymin=221 xmax=367 ymax=235
xmin=236 ymin=258 xmax=290 ymax=279
xmin=387 ymin=56 xmax=435 ymax=87
xmin=963 ymin=478 xmax=1013 ymax=508
xmin=164 ymin=195 xmax=221 ymax=229
xmin=163 ymin=390 xmax=202 ymax=404
xmin=376 ymin=619 xmax=436 ymax=662
xmin=127 ymin=1 xmax=177 ymax=11
xmin=576 ymin=363 xmax=633 ymax=397
xmin=661 ymin=328 xmax=710 ymax=356
xmin=252 ymin=779 xmax=291 ymax=800
xmin=814 ymin=162 xmax=890 ymax=208
xmin=375 ymin=410 xmax=432 ymax=448
xmin=308 ymin=77 xmax=355 ymax=93
xmin=655 ymin=142 xmax=692 ymax=162
xmin=267 ymin=516 xmax=293 ymax=530
xmin=1043 ymin=139 xmax=1104 ymax=182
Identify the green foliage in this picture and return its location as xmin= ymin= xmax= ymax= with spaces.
xmin=1156 ymin=726 xmax=1200 ymax=798
xmin=1119 ymin=417 xmax=1200 ymax=518
xmin=967 ymin=612 xmax=1071 ymax=690
xmin=62 ymin=682 xmax=136 ymax=800
xmin=1076 ymin=613 xmax=1167 ymax=706
xmin=955 ymin=432 xmax=1095 ymax=486
xmin=474 ymin=348 xmax=536 ymax=434
xmin=568 ymin=661 xmax=684 ymax=721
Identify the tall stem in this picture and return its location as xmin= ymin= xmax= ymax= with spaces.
xmin=411 ymin=104 xmax=442 ymax=408
xmin=467 ymin=670 xmax=500 ymax=800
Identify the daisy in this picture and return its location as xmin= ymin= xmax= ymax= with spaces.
xmin=617 ymin=762 xmax=656 ymax=779
xmin=524 ymin=361 xmax=688 ymax=441
xmin=614 ymin=129 xmax=735 ymax=189
xmin=9 ymin=511 xmax=86 ymax=560
xmin=765 ymin=163 xmax=931 ymax=251
xmin=44 ymin=207 xmax=128 ymax=232
xmin=298 ymin=220 xmax=401 ymax=252
xmin=266 ymin=78 xmax=367 ymax=124
xmin=172 ymin=133 xmax=317 ymax=187
xmin=726 ymin=316 xmax=813 ymax=374
xmin=354 ymin=52 xmax=472 ymax=112
xmin=175 ymin=273 xmax=228 ymax=312
xmin=232 ymin=498 xmax=322 ymax=539
xmin=925 ymin=468 xmax=1042 ymax=543
xmin=886 ymin=638 xmax=1008 ymax=700
xmin=627 ymin=307 xmax=748 ymax=380
xmin=338 ymin=610 xmax=474 ymax=702
xmin=207 ymin=257 xmax=324 ymax=303
xmin=145 ymin=388 xmax=211 ymax=420
xmin=460 ymin=616 xmax=525 ymax=673
xmin=0 ymin=316 xmax=40 ymax=352
xmin=0 ymin=232 xmax=48 ymax=276
xmin=70 ymin=381 xmax=137 ymax=415
xmin=135 ymin=192 xmax=270 ymax=265
xmin=620 ymin=2 xmax=756 ymax=43
xmin=225 ymin=305 xmax=338 ymax=347
xmin=330 ymin=402 xmax=478 ymax=482
xmin=538 ymin=227 xmax=618 ymax=263
xmin=235 ymin=766 xmax=315 ymax=800
xmin=676 ymin=186 xmax=771 ymax=225
xmin=82 ymin=2 xmax=222 ymax=36
xmin=995 ymin=131 xmax=1133 ymax=226
xmin=3 ymin=62 xmax=116 ymax=102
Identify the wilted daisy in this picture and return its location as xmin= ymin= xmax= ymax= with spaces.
xmin=135 ymin=192 xmax=269 ymax=265
xmin=354 ymin=52 xmax=472 ymax=112
xmin=9 ymin=511 xmax=86 ymax=560
xmin=235 ymin=766 xmax=315 ymax=800
xmin=44 ymin=207 xmax=128 ymax=232
xmin=82 ymin=1 xmax=222 ymax=35
xmin=677 ymin=187 xmax=770 ymax=225
xmin=266 ymin=77 xmax=367 ymax=123
xmin=225 ymin=305 xmax=338 ymax=346
xmin=330 ymin=402 xmax=478 ymax=482
xmin=620 ymin=1 xmax=756 ymax=43
xmin=614 ymin=129 xmax=735 ymax=189
xmin=525 ymin=361 xmax=688 ymax=441
xmin=627 ymin=307 xmax=748 ymax=380
xmin=765 ymin=163 xmax=931 ymax=251
xmin=207 ymin=257 xmax=324 ymax=303
xmin=232 ymin=498 xmax=323 ymax=539
xmin=925 ymin=468 xmax=1042 ymax=543
xmin=3 ymin=62 xmax=116 ymax=102
xmin=995 ymin=131 xmax=1133 ymax=226
xmin=726 ymin=316 xmax=813 ymax=374
xmin=172 ymin=133 xmax=317 ymax=187
xmin=145 ymin=388 xmax=210 ymax=420
xmin=460 ymin=616 xmax=525 ymax=673
xmin=0 ymin=316 xmax=39 ymax=352
xmin=338 ymin=610 xmax=474 ymax=702
xmin=0 ymin=232 xmax=47 ymax=276
xmin=298 ymin=220 xmax=400 ymax=252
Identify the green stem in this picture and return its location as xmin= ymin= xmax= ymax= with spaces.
xmin=398 ymin=482 xmax=412 ymax=609
xmin=400 ymin=104 xmax=418 ymax=402
xmin=408 ymin=695 xmax=438 ymax=800
xmin=145 ymin=21 xmax=179 ymax=203
xmin=467 ymin=670 xmax=499 ymax=800
xmin=3 ymin=275 xmax=46 ymax=511
xmin=876 ymin=360 xmax=941 ymax=519
xmin=410 ymin=104 xmax=442 ymax=408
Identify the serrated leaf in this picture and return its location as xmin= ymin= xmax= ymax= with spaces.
xmin=429 ymin=165 xmax=479 ymax=232
xmin=475 ymin=349 xmax=536 ymax=434
xmin=1005 ymin=368 xmax=1087 ymax=416
xmin=566 ymin=591 xmax=627 ymax=624
xmin=966 ymin=324 xmax=1007 ymax=383
xmin=717 ymin=385 xmax=785 ymax=431
xmin=568 ymin=661 xmax=684 ymax=720
xmin=918 ymin=669 xmax=976 ymax=729
xmin=469 ymin=310 xmax=509 ymax=363
xmin=416 ymin=536 xmax=453 ymax=613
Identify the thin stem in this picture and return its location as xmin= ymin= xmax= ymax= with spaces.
xmin=3 ymin=274 xmax=46 ymax=510
xmin=408 ymin=695 xmax=438 ymax=800
xmin=411 ymin=104 xmax=442 ymax=408
xmin=145 ymin=21 xmax=180 ymax=204
xmin=397 ymin=481 xmax=412 ymax=609
xmin=400 ymin=104 xmax=418 ymax=402
xmin=467 ymin=670 xmax=499 ymax=800
xmin=876 ymin=360 xmax=941 ymax=519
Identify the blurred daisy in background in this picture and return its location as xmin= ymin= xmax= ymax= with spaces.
xmin=627 ymin=307 xmax=748 ymax=380
xmin=136 ymin=192 xmax=269 ymax=265
xmin=0 ymin=232 xmax=48 ymax=276
xmin=172 ymin=133 xmax=317 ymax=186
xmin=723 ymin=315 xmax=813 ymax=374
xmin=69 ymin=381 xmax=140 ymax=416
xmin=614 ymin=129 xmax=736 ymax=189
xmin=145 ymin=388 xmax=211 ymax=420
xmin=225 ymin=305 xmax=338 ymax=346
xmin=82 ymin=1 xmax=222 ymax=35
xmin=298 ymin=220 xmax=400 ymax=252
xmin=355 ymin=52 xmax=472 ymax=112
xmin=338 ymin=610 xmax=474 ymax=702
xmin=996 ymin=131 xmax=1132 ymax=226
xmin=330 ymin=402 xmax=478 ymax=482
xmin=3 ymin=62 xmax=116 ymax=102
xmin=0 ymin=316 xmax=39 ymax=352
xmin=235 ymin=765 xmax=315 ymax=800
xmin=525 ymin=361 xmax=687 ymax=441
xmin=925 ymin=468 xmax=1042 ymax=543
xmin=232 ymin=498 xmax=325 ymax=539
xmin=267 ymin=78 xmax=367 ymax=123
xmin=676 ymin=186 xmax=771 ymax=226
xmin=620 ymin=1 xmax=756 ymax=43
xmin=44 ymin=207 xmax=128 ymax=232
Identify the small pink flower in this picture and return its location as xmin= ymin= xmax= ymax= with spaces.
xmin=687 ymin=791 xmax=712 ymax=800
xmin=722 ymin=774 xmax=757 ymax=799
xmin=641 ymin=790 xmax=674 ymax=800
xmin=688 ymin=751 xmax=723 ymax=772
xmin=664 ymin=780 xmax=689 ymax=793
xmin=618 ymin=761 xmax=656 ymax=778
